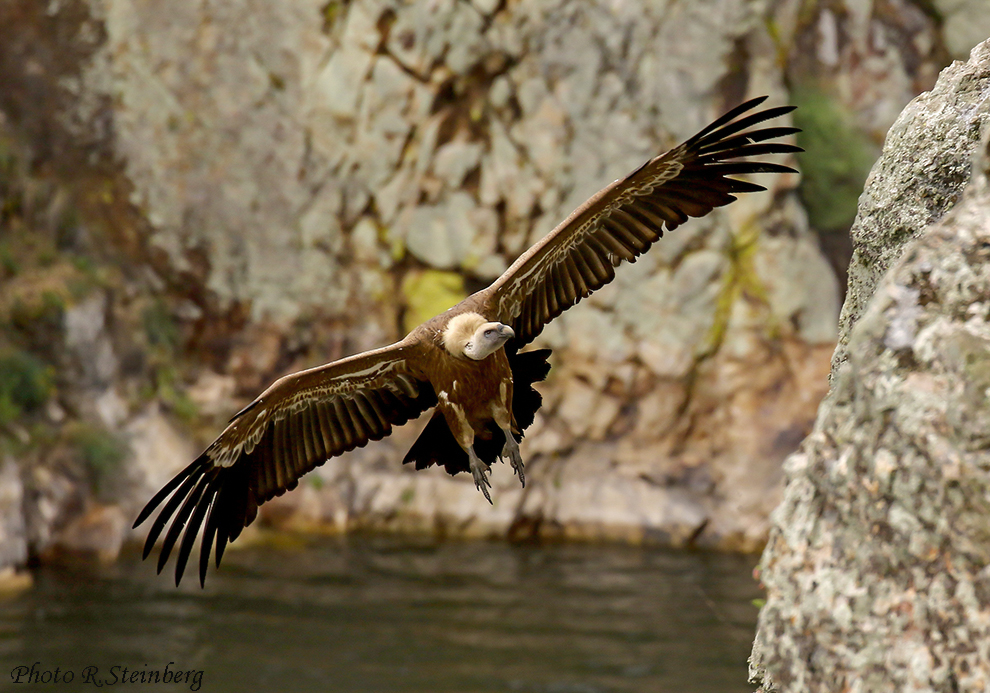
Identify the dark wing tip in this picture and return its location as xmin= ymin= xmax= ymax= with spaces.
xmin=137 ymin=450 xmax=248 ymax=588
xmin=133 ymin=457 xmax=200 ymax=529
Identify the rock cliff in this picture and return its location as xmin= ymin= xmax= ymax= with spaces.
xmin=750 ymin=38 xmax=990 ymax=692
xmin=0 ymin=0 xmax=977 ymax=577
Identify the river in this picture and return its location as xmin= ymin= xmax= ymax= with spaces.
xmin=1 ymin=535 xmax=762 ymax=692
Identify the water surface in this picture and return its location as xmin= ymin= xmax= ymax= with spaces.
xmin=1 ymin=536 xmax=761 ymax=692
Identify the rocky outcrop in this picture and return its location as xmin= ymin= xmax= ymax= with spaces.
xmin=750 ymin=39 xmax=990 ymax=692
xmin=0 ymin=1 xmax=982 ymax=572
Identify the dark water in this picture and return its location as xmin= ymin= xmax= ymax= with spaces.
xmin=0 ymin=535 xmax=761 ymax=693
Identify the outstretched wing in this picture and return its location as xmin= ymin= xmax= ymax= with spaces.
xmin=479 ymin=96 xmax=801 ymax=346
xmin=133 ymin=337 xmax=435 ymax=586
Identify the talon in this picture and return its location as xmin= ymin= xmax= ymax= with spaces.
xmin=501 ymin=437 xmax=526 ymax=488
xmin=469 ymin=452 xmax=493 ymax=504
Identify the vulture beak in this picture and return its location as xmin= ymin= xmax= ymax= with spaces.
xmin=498 ymin=324 xmax=515 ymax=339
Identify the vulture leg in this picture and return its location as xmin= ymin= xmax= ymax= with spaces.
xmin=493 ymin=401 xmax=525 ymax=488
xmin=468 ymin=447 xmax=493 ymax=505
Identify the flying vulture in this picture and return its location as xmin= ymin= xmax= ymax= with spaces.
xmin=135 ymin=96 xmax=800 ymax=585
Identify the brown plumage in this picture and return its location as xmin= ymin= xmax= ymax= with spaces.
xmin=134 ymin=96 xmax=801 ymax=585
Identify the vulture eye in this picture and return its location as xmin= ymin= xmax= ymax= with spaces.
xmin=484 ymin=329 xmax=494 ymax=337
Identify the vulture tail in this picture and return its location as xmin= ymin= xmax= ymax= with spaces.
xmin=402 ymin=348 xmax=552 ymax=475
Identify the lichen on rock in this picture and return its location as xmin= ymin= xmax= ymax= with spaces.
xmin=751 ymin=38 xmax=990 ymax=693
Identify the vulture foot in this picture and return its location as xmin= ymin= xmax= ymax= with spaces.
xmin=469 ymin=449 xmax=493 ymax=504
xmin=502 ymin=436 xmax=525 ymax=488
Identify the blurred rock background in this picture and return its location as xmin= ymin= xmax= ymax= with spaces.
xmin=0 ymin=0 xmax=984 ymax=578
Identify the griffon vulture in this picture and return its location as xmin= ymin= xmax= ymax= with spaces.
xmin=135 ymin=96 xmax=800 ymax=585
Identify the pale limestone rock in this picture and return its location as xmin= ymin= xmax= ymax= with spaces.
xmin=935 ymin=0 xmax=990 ymax=59
xmin=64 ymin=294 xmax=117 ymax=390
xmin=0 ymin=458 xmax=27 ymax=572
xmin=753 ymin=233 xmax=842 ymax=344
xmin=832 ymin=38 xmax=990 ymax=381
xmin=185 ymin=371 xmax=238 ymax=418
xmin=431 ymin=140 xmax=483 ymax=189
xmin=556 ymin=379 xmax=620 ymax=441
xmin=123 ymin=406 xmax=198 ymax=528
xmin=313 ymin=41 xmax=375 ymax=119
xmin=53 ymin=503 xmax=128 ymax=561
xmin=401 ymin=191 xmax=498 ymax=270
xmin=751 ymin=39 xmax=990 ymax=692
xmin=24 ymin=461 xmax=84 ymax=556
xmin=6 ymin=0 xmax=956 ymax=556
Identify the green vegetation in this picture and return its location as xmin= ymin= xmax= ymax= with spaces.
xmin=152 ymin=364 xmax=199 ymax=422
xmin=0 ymin=242 xmax=18 ymax=277
xmin=321 ymin=0 xmax=349 ymax=33
xmin=69 ymin=423 xmax=129 ymax=500
xmin=0 ymin=349 xmax=56 ymax=424
xmin=142 ymin=298 xmax=180 ymax=350
xmin=702 ymin=221 xmax=775 ymax=359
xmin=791 ymin=86 xmax=878 ymax=232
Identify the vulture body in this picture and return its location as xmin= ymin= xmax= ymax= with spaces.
xmin=135 ymin=96 xmax=801 ymax=585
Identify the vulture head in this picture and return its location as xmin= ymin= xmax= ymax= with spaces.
xmin=443 ymin=312 xmax=515 ymax=360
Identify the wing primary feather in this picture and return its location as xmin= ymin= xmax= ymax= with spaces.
xmin=257 ymin=422 xmax=274 ymax=498
xmin=685 ymin=95 xmax=769 ymax=142
xmin=274 ymin=419 xmax=291 ymax=489
xmin=521 ymin=300 xmax=535 ymax=340
xmin=565 ymin=260 xmax=590 ymax=308
xmin=199 ymin=485 xmax=221 ymax=586
xmin=212 ymin=469 xmax=249 ymax=569
xmin=713 ymin=142 xmax=803 ymax=159
xmin=327 ymin=400 xmax=349 ymax=453
xmin=694 ymin=103 xmax=795 ymax=147
xmin=174 ymin=474 xmax=215 ymax=586
xmin=215 ymin=529 xmax=228 ymax=569
xmin=707 ymin=126 xmax=800 ymax=151
xmin=134 ymin=458 xmax=199 ymax=529
xmin=272 ymin=423 xmax=289 ymax=492
xmin=700 ymin=161 xmax=796 ymax=175
xmin=308 ymin=405 xmax=328 ymax=460
xmin=142 ymin=466 xmax=205 ymax=559
xmin=157 ymin=473 xmax=210 ymax=575
xmin=644 ymin=187 xmax=718 ymax=217
xmin=723 ymin=179 xmax=768 ymax=194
